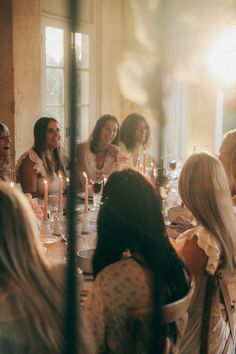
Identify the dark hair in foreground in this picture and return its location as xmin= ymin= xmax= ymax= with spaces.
xmin=120 ymin=113 xmax=150 ymax=149
xmin=94 ymin=169 xmax=189 ymax=353
xmin=90 ymin=114 xmax=119 ymax=153
xmin=33 ymin=117 xmax=66 ymax=176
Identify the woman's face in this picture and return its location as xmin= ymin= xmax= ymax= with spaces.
xmin=45 ymin=120 xmax=61 ymax=150
xmin=135 ymin=120 xmax=147 ymax=145
xmin=0 ymin=127 xmax=11 ymax=159
xmin=100 ymin=120 xmax=118 ymax=145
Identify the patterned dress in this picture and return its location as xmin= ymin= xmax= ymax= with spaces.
xmin=83 ymin=257 xmax=153 ymax=354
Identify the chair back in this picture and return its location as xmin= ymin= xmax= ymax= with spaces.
xmin=126 ymin=274 xmax=195 ymax=354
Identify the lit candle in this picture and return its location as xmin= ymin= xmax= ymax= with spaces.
xmin=58 ymin=173 xmax=63 ymax=213
xmin=66 ymin=177 xmax=70 ymax=184
xmin=83 ymin=172 xmax=88 ymax=213
xmin=151 ymin=161 xmax=154 ymax=178
xmin=43 ymin=179 xmax=48 ymax=221
xmin=10 ymin=181 xmax=15 ymax=188
xmin=143 ymin=150 xmax=146 ymax=174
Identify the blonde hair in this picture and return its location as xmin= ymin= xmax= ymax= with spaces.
xmin=220 ymin=129 xmax=236 ymax=195
xmin=0 ymin=182 xmax=65 ymax=352
xmin=179 ymin=152 xmax=236 ymax=270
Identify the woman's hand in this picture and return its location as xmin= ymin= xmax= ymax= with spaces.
xmin=173 ymin=216 xmax=193 ymax=233
xmin=106 ymin=144 xmax=128 ymax=163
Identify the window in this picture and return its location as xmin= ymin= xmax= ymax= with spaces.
xmin=41 ymin=17 xmax=95 ymax=147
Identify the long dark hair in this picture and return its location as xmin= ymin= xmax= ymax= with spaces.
xmin=120 ymin=113 xmax=150 ymax=149
xmin=90 ymin=114 xmax=119 ymax=153
xmin=93 ymin=169 xmax=189 ymax=353
xmin=33 ymin=117 xmax=66 ymax=176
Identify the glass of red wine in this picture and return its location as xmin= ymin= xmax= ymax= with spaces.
xmin=90 ymin=178 xmax=103 ymax=211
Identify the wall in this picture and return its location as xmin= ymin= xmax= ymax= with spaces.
xmin=12 ymin=0 xmax=41 ymax=159
xmin=0 ymin=0 xmax=15 ymax=158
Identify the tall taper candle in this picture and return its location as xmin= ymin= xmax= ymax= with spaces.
xmin=43 ymin=179 xmax=48 ymax=221
xmin=83 ymin=172 xmax=88 ymax=212
xmin=58 ymin=173 xmax=63 ymax=213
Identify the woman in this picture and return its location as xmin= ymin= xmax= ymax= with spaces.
xmin=0 ymin=122 xmax=14 ymax=181
xmin=120 ymin=113 xmax=152 ymax=170
xmin=76 ymin=114 xmax=125 ymax=191
xmin=176 ymin=152 xmax=236 ymax=354
xmin=0 ymin=182 xmax=94 ymax=353
xmin=84 ymin=169 xmax=190 ymax=354
xmin=218 ymin=128 xmax=236 ymax=204
xmin=16 ymin=117 xmax=68 ymax=197
xmin=175 ymin=129 xmax=236 ymax=233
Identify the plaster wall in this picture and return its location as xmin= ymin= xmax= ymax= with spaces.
xmin=0 ymin=0 xmax=15 ymax=158
xmin=12 ymin=0 xmax=41 ymax=159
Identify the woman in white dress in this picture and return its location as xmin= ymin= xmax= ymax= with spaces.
xmin=119 ymin=113 xmax=153 ymax=170
xmin=0 ymin=182 xmax=94 ymax=354
xmin=176 ymin=152 xmax=236 ymax=354
xmin=76 ymin=114 xmax=125 ymax=192
xmin=16 ymin=117 xmax=68 ymax=197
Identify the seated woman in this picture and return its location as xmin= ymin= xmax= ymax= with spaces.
xmin=120 ymin=113 xmax=153 ymax=171
xmin=83 ymin=169 xmax=190 ymax=354
xmin=218 ymin=128 xmax=236 ymax=204
xmin=0 ymin=182 xmax=94 ymax=354
xmin=0 ymin=122 xmax=15 ymax=181
xmin=176 ymin=152 xmax=236 ymax=354
xmin=175 ymin=129 xmax=236 ymax=233
xmin=76 ymin=114 xmax=125 ymax=191
xmin=16 ymin=117 xmax=68 ymax=197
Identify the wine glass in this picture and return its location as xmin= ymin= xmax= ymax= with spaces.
xmin=160 ymin=183 xmax=170 ymax=218
xmin=90 ymin=178 xmax=103 ymax=211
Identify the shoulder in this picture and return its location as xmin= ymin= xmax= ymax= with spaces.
xmin=77 ymin=141 xmax=91 ymax=154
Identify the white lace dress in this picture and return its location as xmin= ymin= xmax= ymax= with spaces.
xmin=16 ymin=148 xmax=65 ymax=196
xmin=175 ymin=226 xmax=230 ymax=354
xmin=76 ymin=141 xmax=120 ymax=190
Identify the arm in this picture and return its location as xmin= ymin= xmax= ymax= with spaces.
xmin=18 ymin=156 xmax=39 ymax=197
xmin=181 ymin=236 xmax=208 ymax=291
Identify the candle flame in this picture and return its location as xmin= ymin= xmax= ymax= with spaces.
xmin=44 ymin=179 xmax=48 ymax=185
xmin=83 ymin=171 xmax=87 ymax=179
xmin=10 ymin=182 xmax=14 ymax=188
xmin=66 ymin=177 xmax=70 ymax=183
xmin=150 ymin=162 xmax=154 ymax=167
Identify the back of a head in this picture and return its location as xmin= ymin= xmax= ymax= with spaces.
xmin=220 ymin=129 xmax=236 ymax=195
xmin=179 ymin=152 xmax=236 ymax=269
xmin=94 ymin=169 xmax=166 ymax=275
xmin=0 ymin=182 xmax=41 ymax=286
xmin=120 ymin=113 xmax=148 ymax=149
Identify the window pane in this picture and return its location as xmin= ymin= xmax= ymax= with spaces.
xmin=76 ymin=105 xmax=89 ymax=140
xmin=46 ymin=68 xmax=63 ymax=105
xmin=46 ymin=27 xmax=64 ymax=66
xmin=76 ymin=70 xmax=89 ymax=105
xmin=75 ymin=33 xmax=89 ymax=69
xmin=46 ymin=106 xmax=64 ymax=131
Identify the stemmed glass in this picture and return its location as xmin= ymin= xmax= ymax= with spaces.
xmin=160 ymin=183 xmax=170 ymax=218
xmin=90 ymin=178 xmax=103 ymax=211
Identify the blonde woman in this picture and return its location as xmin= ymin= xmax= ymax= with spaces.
xmin=219 ymin=128 xmax=236 ymax=204
xmin=175 ymin=152 xmax=236 ymax=354
xmin=0 ymin=182 xmax=94 ymax=353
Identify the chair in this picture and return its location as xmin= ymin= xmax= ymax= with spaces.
xmin=126 ymin=274 xmax=195 ymax=354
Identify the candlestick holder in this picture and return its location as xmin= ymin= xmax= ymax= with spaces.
xmin=53 ymin=212 xmax=64 ymax=237
xmin=81 ymin=211 xmax=90 ymax=235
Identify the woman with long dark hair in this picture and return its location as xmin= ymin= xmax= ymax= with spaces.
xmin=16 ymin=117 xmax=67 ymax=197
xmin=120 ymin=113 xmax=153 ymax=169
xmin=76 ymin=114 xmax=126 ymax=191
xmin=84 ymin=169 xmax=189 ymax=354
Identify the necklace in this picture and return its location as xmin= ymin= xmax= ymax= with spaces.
xmin=95 ymin=150 xmax=107 ymax=170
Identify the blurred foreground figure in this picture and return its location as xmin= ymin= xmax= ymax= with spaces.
xmin=0 ymin=182 xmax=94 ymax=354
xmin=84 ymin=168 xmax=190 ymax=354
